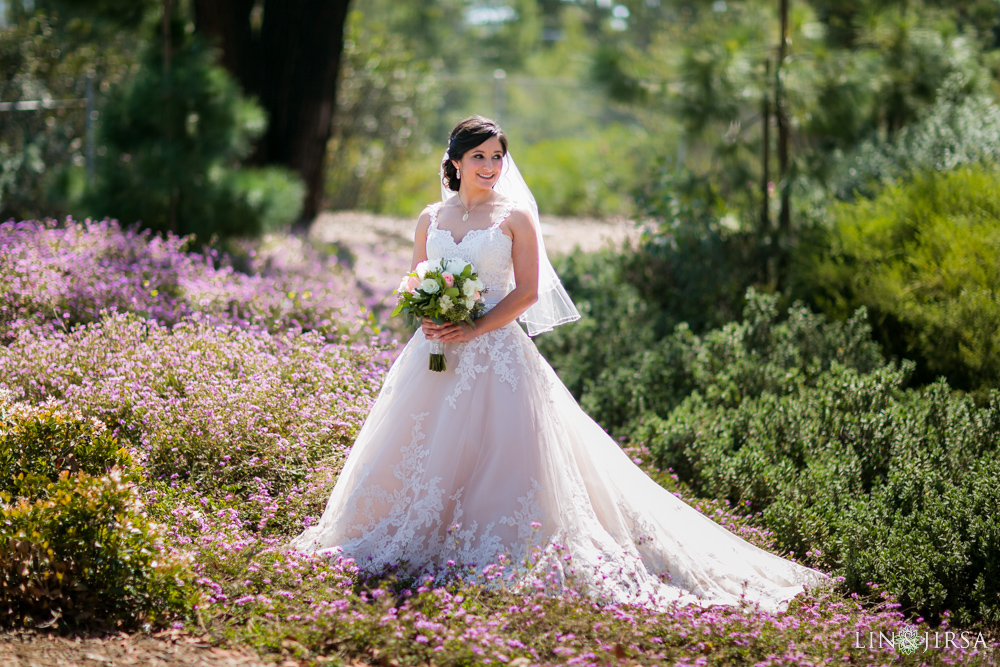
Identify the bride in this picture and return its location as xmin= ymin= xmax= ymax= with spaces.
xmin=292 ymin=116 xmax=827 ymax=611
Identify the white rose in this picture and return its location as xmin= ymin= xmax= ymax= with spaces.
xmin=464 ymin=297 xmax=475 ymax=309
xmin=416 ymin=260 xmax=429 ymax=280
xmin=473 ymin=278 xmax=485 ymax=291
xmin=439 ymin=295 xmax=453 ymax=312
xmin=461 ymin=281 xmax=476 ymax=297
xmin=446 ymin=259 xmax=469 ymax=275
xmin=397 ymin=278 xmax=409 ymax=293
xmin=428 ymin=258 xmax=444 ymax=273
xmin=419 ymin=278 xmax=440 ymax=293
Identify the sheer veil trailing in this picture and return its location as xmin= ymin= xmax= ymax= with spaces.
xmin=440 ymin=151 xmax=581 ymax=336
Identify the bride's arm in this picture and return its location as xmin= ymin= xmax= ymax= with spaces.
xmin=410 ymin=209 xmax=432 ymax=270
xmin=427 ymin=209 xmax=538 ymax=343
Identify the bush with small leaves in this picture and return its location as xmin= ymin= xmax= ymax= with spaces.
xmin=0 ymin=388 xmax=134 ymax=501
xmin=796 ymin=164 xmax=1000 ymax=392
xmin=0 ymin=470 xmax=194 ymax=629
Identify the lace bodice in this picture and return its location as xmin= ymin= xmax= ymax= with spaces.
xmin=425 ymin=200 xmax=515 ymax=298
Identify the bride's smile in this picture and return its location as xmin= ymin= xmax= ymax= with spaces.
xmin=452 ymin=135 xmax=504 ymax=197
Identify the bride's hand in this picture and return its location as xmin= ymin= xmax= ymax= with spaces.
xmin=422 ymin=318 xmax=476 ymax=343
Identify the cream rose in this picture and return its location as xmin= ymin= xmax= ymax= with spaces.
xmin=446 ymin=259 xmax=470 ymax=275
xmin=419 ymin=278 xmax=440 ymax=293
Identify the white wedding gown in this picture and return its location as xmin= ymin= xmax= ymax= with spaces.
xmin=292 ymin=201 xmax=827 ymax=611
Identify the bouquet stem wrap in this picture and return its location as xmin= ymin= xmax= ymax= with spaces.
xmin=428 ymin=339 xmax=446 ymax=372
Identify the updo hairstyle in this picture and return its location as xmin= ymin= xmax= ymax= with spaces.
xmin=442 ymin=116 xmax=508 ymax=192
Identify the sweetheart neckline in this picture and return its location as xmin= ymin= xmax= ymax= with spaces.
xmin=430 ymin=225 xmax=513 ymax=247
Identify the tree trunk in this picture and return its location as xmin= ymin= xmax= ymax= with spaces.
xmin=775 ymin=0 xmax=791 ymax=287
xmin=192 ymin=0 xmax=352 ymax=232
xmin=191 ymin=0 xmax=258 ymax=91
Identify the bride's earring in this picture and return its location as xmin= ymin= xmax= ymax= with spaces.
xmin=457 ymin=169 xmax=461 ymax=179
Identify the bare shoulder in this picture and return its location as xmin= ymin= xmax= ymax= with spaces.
xmin=500 ymin=205 xmax=537 ymax=239
xmin=414 ymin=205 xmax=436 ymax=236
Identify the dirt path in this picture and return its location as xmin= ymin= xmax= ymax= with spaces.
xmin=0 ymin=629 xmax=272 ymax=667
xmin=310 ymin=210 xmax=639 ymax=257
xmin=309 ymin=210 xmax=639 ymax=291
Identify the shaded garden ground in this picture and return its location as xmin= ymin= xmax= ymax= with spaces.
xmin=0 ymin=628 xmax=271 ymax=667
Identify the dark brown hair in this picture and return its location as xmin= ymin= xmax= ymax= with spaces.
xmin=442 ymin=116 xmax=508 ymax=192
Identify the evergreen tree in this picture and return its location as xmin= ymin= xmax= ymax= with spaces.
xmin=86 ymin=16 xmax=302 ymax=239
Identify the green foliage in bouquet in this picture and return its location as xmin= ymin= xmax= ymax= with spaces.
xmin=393 ymin=258 xmax=486 ymax=371
xmin=392 ymin=260 xmax=484 ymax=327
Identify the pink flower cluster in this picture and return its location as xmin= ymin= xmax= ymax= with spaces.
xmin=0 ymin=217 xmax=397 ymax=347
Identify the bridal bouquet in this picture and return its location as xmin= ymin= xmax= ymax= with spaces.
xmin=392 ymin=258 xmax=487 ymax=371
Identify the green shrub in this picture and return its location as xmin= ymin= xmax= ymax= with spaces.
xmin=542 ymin=288 xmax=884 ymax=435
xmin=225 ymin=166 xmax=305 ymax=233
xmin=797 ymin=164 xmax=1000 ymax=392
xmin=514 ymin=124 xmax=643 ymax=217
xmin=544 ymin=275 xmax=1000 ymax=624
xmin=833 ymin=80 xmax=1000 ymax=201
xmin=0 ymin=470 xmax=194 ymax=628
xmin=636 ymin=362 xmax=1000 ymax=625
xmin=536 ymin=247 xmax=661 ymax=404
xmin=536 ymin=167 xmax=780 ymax=410
xmin=839 ymin=456 xmax=1000 ymax=627
xmin=0 ymin=389 xmax=192 ymax=628
xmin=0 ymin=391 xmax=134 ymax=501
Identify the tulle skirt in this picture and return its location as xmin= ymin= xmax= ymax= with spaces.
xmin=292 ymin=318 xmax=827 ymax=612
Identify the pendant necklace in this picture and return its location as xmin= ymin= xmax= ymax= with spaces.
xmin=460 ymin=191 xmax=494 ymax=221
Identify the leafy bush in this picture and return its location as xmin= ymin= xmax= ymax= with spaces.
xmin=644 ymin=374 xmax=1000 ymax=626
xmin=514 ymin=124 xmax=643 ymax=217
xmin=796 ymin=164 xmax=1000 ymax=391
xmin=225 ymin=167 xmax=304 ymax=233
xmin=536 ymin=165 xmax=777 ymax=408
xmin=628 ymin=326 xmax=1000 ymax=626
xmin=833 ymin=78 xmax=1000 ymax=201
xmin=0 ymin=390 xmax=192 ymax=629
xmin=545 ymin=279 xmax=1000 ymax=625
xmin=0 ymin=470 xmax=193 ymax=628
xmin=840 ymin=455 xmax=1000 ymax=627
xmin=541 ymin=287 xmax=884 ymax=436
xmin=0 ymin=389 xmax=133 ymax=500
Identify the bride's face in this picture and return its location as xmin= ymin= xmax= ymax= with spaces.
xmin=452 ymin=136 xmax=505 ymax=192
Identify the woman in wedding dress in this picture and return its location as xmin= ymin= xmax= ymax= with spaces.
xmin=292 ymin=116 xmax=827 ymax=611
